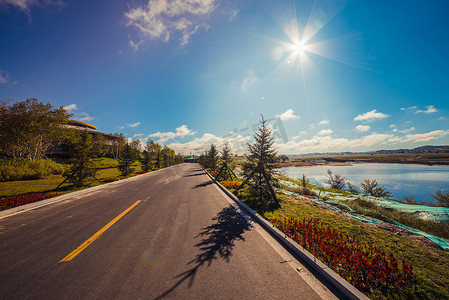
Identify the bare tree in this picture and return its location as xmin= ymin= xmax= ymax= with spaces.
xmin=324 ymin=169 xmax=346 ymax=190
xmin=360 ymin=179 xmax=392 ymax=198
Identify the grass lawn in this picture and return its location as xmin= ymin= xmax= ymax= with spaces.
xmin=0 ymin=164 xmax=143 ymax=198
xmin=261 ymin=194 xmax=449 ymax=299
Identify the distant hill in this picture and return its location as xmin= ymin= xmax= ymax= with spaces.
xmin=374 ymin=145 xmax=449 ymax=154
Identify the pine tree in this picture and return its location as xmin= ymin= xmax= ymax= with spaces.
xmin=239 ymin=116 xmax=281 ymax=208
xmin=207 ymin=144 xmax=218 ymax=171
xmin=58 ymin=130 xmax=98 ymax=188
xmin=119 ymin=143 xmax=138 ymax=176
xmin=216 ymin=144 xmax=236 ymax=181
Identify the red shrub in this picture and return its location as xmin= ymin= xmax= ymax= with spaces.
xmin=0 ymin=192 xmax=62 ymax=210
xmin=220 ymin=180 xmax=242 ymax=189
xmin=136 ymin=171 xmax=149 ymax=174
xmin=272 ymin=217 xmax=414 ymax=293
xmin=208 ymin=171 xmax=217 ymax=177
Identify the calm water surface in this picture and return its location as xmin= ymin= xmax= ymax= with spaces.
xmin=280 ymin=163 xmax=449 ymax=204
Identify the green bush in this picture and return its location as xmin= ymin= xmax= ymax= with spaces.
xmin=0 ymin=159 xmax=65 ymax=182
xmin=89 ymin=158 xmax=119 ymax=169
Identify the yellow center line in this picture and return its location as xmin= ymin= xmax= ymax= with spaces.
xmin=165 ymin=175 xmax=174 ymax=182
xmin=60 ymin=200 xmax=141 ymax=262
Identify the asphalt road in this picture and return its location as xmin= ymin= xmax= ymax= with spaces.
xmin=0 ymin=163 xmax=336 ymax=299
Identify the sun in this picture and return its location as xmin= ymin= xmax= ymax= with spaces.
xmin=293 ymin=41 xmax=307 ymax=55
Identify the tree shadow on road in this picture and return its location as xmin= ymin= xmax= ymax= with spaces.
xmin=155 ymin=206 xmax=253 ymax=299
xmin=191 ymin=180 xmax=213 ymax=189
xmin=184 ymin=173 xmax=205 ymax=177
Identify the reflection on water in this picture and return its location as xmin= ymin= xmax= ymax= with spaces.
xmin=280 ymin=163 xmax=449 ymax=204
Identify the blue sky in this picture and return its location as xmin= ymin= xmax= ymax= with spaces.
xmin=1 ymin=0 xmax=448 ymax=154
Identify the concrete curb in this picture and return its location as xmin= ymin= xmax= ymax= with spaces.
xmin=0 ymin=165 xmax=178 ymax=219
xmin=200 ymin=166 xmax=368 ymax=300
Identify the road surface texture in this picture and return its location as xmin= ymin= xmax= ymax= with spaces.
xmin=0 ymin=163 xmax=337 ymax=299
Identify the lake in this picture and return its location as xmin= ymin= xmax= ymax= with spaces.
xmin=279 ymin=163 xmax=449 ymax=204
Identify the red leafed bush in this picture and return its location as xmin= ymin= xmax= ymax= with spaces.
xmin=208 ymin=171 xmax=217 ymax=177
xmin=136 ymin=171 xmax=149 ymax=174
xmin=272 ymin=217 xmax=415 ymax=294
xmin=0 ymin=192 xmax=62 ymax=210
xmin=220 ymin=180 xmax=242 ymax=189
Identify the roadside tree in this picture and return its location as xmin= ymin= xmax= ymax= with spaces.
xmin=119 ymin=143 xmax=138 ymax=176
xmin=0 ymin=98 xmax=71 ymax=159
xmin=58 ymin=130 xmax=99 ymax=188
xmin=238 ymin=116 xmax=281 ymax=209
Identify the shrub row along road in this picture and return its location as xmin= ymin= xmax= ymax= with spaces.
xmin=0 ymin=163 xmax=335 ymax=299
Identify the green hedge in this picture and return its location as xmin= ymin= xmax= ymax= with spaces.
xmin=0 ymin=159 xmax=65 ymax=182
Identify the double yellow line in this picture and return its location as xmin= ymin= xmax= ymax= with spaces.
xmin=60 ymin=200 xmax=141 ymax=262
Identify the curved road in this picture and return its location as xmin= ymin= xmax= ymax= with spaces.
xmin=0 ymin=163 xmax=336 ymax=299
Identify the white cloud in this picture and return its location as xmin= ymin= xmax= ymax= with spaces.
xmin=63 ymin=104 xmax=78 ymax=112
xmin=0 ymin=70 xmax=10 ymax=84
xmin=0 ymin=0 xmax=65 ymax=14
xmin=355 ymin=125 xmax=370 ymax=132
xmin=354 ymin=110 xmax=390 ymax=121
xmin=275 ymin=133 xmax=394 ymax=154
xmin=399 ymin=127 xmax=415 ymax=134
xmin=65 ymin=105 xmax=94 ymax=122
xmin=318 ymin=119 xmax=329 ymax=125
xmin=75 ymin=112 xmax=94 ymax=122
xmin=125 ymin=0 xmax=217 ymax=47
xmin=389 ymin=124 xmax=396 ymax=128
xmin=402 ymin=130 xmax=449 ymax=143
xmin=134 ymin=133 xmax=144 ymax=137
xmin=167 ymin=132 xmax=250 ymax=155
xmin=415 ymin=105 xmax=437 ymax=114
xmin=276 ymin=109 xmax=300 ymax=121
xmin=129 ymin=38 xmax=144 ymax=51
xmin=400 ymin=106 xmax=417 ymax=111
xmin=291 ymin=130 xmax=306 ymax=140
xmin=317 ymin=129 xmax=333 ymax=135
xmin=228 ymin=9 xmax=239 ymax=21
xmin=127 ymin=122 xmax=141 ymax=128
xmin=241 ymin=70 xmax=259 ymax=91
xmin=150 ymin=124 xmax=196 ymax=143
xmin=309 ymin=123 xmax=316 ymax=129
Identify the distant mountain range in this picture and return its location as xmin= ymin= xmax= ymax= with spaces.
xmin=372 ymin=145 xmax=449 ymax=154
xmin=293 ymin=145 xmax=449 ymax=157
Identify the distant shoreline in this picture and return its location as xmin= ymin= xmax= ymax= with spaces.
xmin=276 ymin=159 xmax=449 ymax=168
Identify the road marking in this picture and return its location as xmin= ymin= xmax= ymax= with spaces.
xmin=59 ymin=200 xmax=142 ymax=262
xmin=165 ymin=176 xmax=174 ymax=182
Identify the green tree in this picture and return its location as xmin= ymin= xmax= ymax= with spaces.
xmin=207 ymin=144 xmax=218 ymax=171
xmin=118 ymin=143 xmax=138 ymax=176
xmin=150 ymin=142 xmax=163 ymax=169
xmin=175 ymin=153 xmax=183 ymax=164
xmin=0 ymin=98 xmax=71 ymax=159
xmin=216 ymin=144 xmax=236 ymax=180
xmin=433 ymin=190 xmax=449 ymax=207
xmin=360 ymin=179 xmax=392 ymax=198
xmin=110 ymin=134 xmax=126 ymax=159
xmin=239 ymin=116 xmax=281 ymax=209
xmin=59 ymin=130 xmax=98 ymax=188
xmin=162 ymin=146 xmax=175 ymax=167
xmin=141 ymin=149 xmax=152 ymax=171
xmin=91 ymin=134 xmax=108 ymax=158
